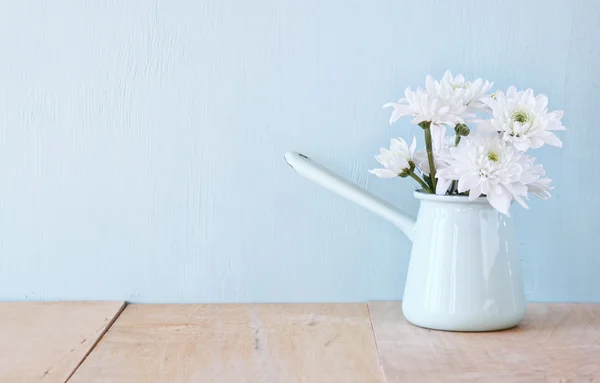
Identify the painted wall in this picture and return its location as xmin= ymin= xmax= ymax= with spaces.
xmin=0 ymin=0 xmax=599 ymax=303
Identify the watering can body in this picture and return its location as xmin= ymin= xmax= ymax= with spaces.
xmin=285 ymin=152 xmax=526 ymax=331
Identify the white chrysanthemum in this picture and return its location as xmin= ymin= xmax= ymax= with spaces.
xmin=384 ymin=87 xmax=472 ymax=126
xmin=436 ymin=133 xmax=551 ymax=215
xmin=369 ymin=136 xmax=416 ymax=178
xmin=478 ymin=86 xmax=565 ymax=151
xmin=384 ymin=87 xmax=474 ymax=151
xmin=427 ymin=71 xmax=494 ymax=110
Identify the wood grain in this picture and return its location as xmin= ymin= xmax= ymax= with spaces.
xmin=368 ymin=301 xmax=600 ymax=382
xmin=69 ymin=303 xmax=385 ymax=383
xmin=0 ymin=301 xmax=125 ymax=383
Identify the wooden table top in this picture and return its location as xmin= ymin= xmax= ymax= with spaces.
xmin=368 ymin=301 xmax=600 ymax=383
xmin=0 ymin=301 xmax=125 ymax=383
xmin=1 ymin=301 xmax=598 ymax=382
xmin=69 ymin=303 xmax=385 ymax=383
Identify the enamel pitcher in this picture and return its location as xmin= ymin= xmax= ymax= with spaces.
xmin=285 ymin=152 xmax=526 ymax=332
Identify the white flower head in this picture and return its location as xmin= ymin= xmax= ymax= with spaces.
xmin=478 ymin=86 xmax=566 ymax=151
xmin=429 ymin=70 xmax=494 ymax=110
xmin=384 ymin=87 xmax=472 ymax=126
xmin=369 ymin=136 xmax=416 ymax=178
xmin=436 ymin=133 xmax=552 ymax=215
xmin=385 ymin=72 xmax=491 ymax=151
xmin=384 ymin=88 xmax=473 ymax=151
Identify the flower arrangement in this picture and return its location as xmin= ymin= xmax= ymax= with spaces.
xmin=370 ymin=71 xmax=565 ymax=215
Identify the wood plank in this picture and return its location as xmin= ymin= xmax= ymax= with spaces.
xmin=69 ymin=303 xmax=386 ymax=382
xmin=368 ymin=301 xmax=600 ymax=382
xmin=0 ymin=301 xmax=126 ymax=383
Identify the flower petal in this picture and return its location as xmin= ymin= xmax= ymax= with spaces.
xmin=477 ymin=120 xmax=496 ymax=132
xmin=413 ymin=150 xmax=430 ymax=173
xmin=542 ymin=131 xmax=563 ymax=147
xmin=506 ymin=183 xmax=529 ymax=209
xmin=437 ymin=105 xmax=450 ymax=115
xmin=513 ymin=139 xmax=530 ymax=152
xmin=529 ymin=178 xmax=553 ymax=200
xmin=436 ymin=177 xmax=452 ymax=195
xmin=506 ymin=86 xmax=517 ymax=98
xmin=389 ymin=106 xmax=409 ymax=124
xmin=534 ymin=94 xmax=548 ymax=111
xmin=430 ymin=123 xmax=447 ymax=151
xmin=486 ymin=189 xmax=512 ymax=216
xmin=425 ymin=75 xmax=438 ymax=94
xmin=369 ymin=169 xmax=397 ymax=178
xmin=411 ymin=115 xmax=427 ymax=125
xmin=468 ymin=183 xmax=482 ymax=200
xmin=458 ymin=173 xmax=480 ymax=193
xmin=529 ymin=136 xmax=545 ymax=149
xmin=409 ymin=136 xmax=417 ymax=157
xmin=550 ymin=110 xmax=564 ymax=119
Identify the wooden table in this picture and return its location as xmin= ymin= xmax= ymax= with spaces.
xmin=69 ymin=303 xmax=385 ymax=382
xmin=0 ymin=301 xmax=125 ymax=383
xmin=368 ymin=302 xmax=600 ymax=383
xmin=1 ymin=301 xmax=599 ymax=382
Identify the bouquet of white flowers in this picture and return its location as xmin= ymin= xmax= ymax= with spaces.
xmin=370 ymin=71 xmax=565 ymax=215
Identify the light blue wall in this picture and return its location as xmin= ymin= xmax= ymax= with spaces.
xmin=0 ymin=0 xmax=598 ymax=303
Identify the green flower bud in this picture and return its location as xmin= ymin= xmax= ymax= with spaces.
xmin=455 ymin=123 xmax=470 ymax=137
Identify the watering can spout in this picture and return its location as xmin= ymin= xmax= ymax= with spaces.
xmin=284 ymin=152 xmax=416 ymax=242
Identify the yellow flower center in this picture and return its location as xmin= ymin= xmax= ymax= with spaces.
xmin=488 ymin=152 xmax=499 ymax=162
xmin=512 ymin=110 xmax=529 ymax=123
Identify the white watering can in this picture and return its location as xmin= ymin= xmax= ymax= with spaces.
xmin=285 ymin=151 xmax=526 ymax=331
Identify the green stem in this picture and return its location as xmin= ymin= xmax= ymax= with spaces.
xmin=448 ymin=135 xmax=462 ymax=194
xmin=422 ymin=125 xmax=437 ymax=192
xmin=408 ymin=172 xmax=432 ymax=193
